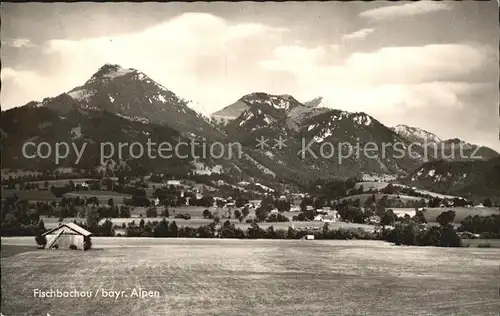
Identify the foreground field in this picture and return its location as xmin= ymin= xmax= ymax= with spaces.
xmin=2 ymin=238 xmax=499 ymax=316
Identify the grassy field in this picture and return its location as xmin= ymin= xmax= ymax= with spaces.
xmin=40 ymin=205 xmax=499 ymax=231
xmin=1 ymin=237 xmax=499 ymax=315
xmin=97 ymin=217 xmax=374 ymax=231
xmin=462 ymin=239 xmax=500 ymax=248
xmin=41 ymin=217 xmax=81 ymax=229
xmin=1 ymin=189 xmax=58 ymax=202
xmin=382 ymin=207 xmax=500 ymax=225
xmin=42 ymin=214 xmax=375 ymax=231
xmin=354 ymin=182 xmax=462 ymax=200
xmin=29 ymin=178 xmax=99 ymax=186
xmin=424 ymin=207 xmax=500 ymax=222
xmin=64 ymin=191 xmax=131 ymax=204
xmin=339 ymin=193 xmax=424 ymax=204
xmin=354 ymin=181 xmax=391 ymax=191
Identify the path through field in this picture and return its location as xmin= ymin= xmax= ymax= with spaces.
xmin=1 ymin=238 xmax=499 ymax=315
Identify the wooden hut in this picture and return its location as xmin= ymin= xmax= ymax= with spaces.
xmin=42 ymin=222 xmax=92 ymax=250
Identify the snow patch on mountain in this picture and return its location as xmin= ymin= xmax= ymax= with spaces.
xmin=101 ymin=67 xmax=135 ymax=79
xmin=393 ymin=124 xmax=442 ymax=144
xmin=116 ymin=113 xmax=150 ymax=124
xmin=67 ymin=88 xmax=95 ymax=101
xmin=302 ymin=96 xmax=330 ymax=108
xmin=263 ymin=114 xmax=274 ymax=125
xmin=314 ymin=128 xmax=333 ymax=143
xmin=353 ymin=114 xmax=372 ymax=126
xmin=239 ymin=112 xmax=254 ymax=126
xmin=241 ymin=93 xmax=301 ymax=111
xmin=157 ymin=94 xmax=167 ymax=103
xmin=255 ymin=182 xmax=274 ymax=192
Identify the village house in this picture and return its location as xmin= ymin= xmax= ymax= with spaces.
xmin=313 ymin=214 xmax=324 ymax=221
xmin=166 ymin=180 xmax=182 ymax=186
xmin=41 ymin=222 xmax=92 ymax=251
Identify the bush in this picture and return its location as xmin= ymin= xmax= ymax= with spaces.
xmin=384 ymin=222 xmax=462 ymax=247
xmin=202 ymin=209 xmax=212 ymax=219
xmin=266 ymin=213 xmax=289 ymax=222
xmin=83 ymin=237 xmax=92 ymax=251
xmin=69 ymin=245 xmax=77 ymax=250
xmin=325 ymin=228 xmax=375 ymax=240
xmin=174 ymin=213 xmax=191 ymax=220
xmin=35 ymin=235 xmax=47 ymax=247
xmin=146 ymin=207 xmax=158 ymax=217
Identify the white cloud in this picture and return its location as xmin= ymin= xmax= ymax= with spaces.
xmin=261 ymin=43 xmax=493 ymax=86
xmin=342 ymin=44 xmax=493 ymax=85
xmin=1 ymin=67 xmax=85 ymax=107
xmin=257 ymin=45 xmax=326 ymax=74
xmin=360 ymin=2 xmax=453 ymax=21
xmin=341 ymin=28 xmax=374 ymax=40
xmin=259 ymin=43 xmax=493 ymax=118
xmin=3 ymin=13 xmax=289 ymax=112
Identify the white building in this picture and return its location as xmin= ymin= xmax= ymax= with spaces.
xmin=313 ymin=215 xmax=324 ymax=221
xmin=166 ymin=180 xmax=181 ymax=186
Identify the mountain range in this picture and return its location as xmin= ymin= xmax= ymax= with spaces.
xmin=2 ymin=64 xmax=498 ymax=196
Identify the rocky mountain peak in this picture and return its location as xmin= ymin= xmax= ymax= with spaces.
xmin=392 ymin=124 xmax=442 ymax=144
xmin=302 ymin=96 xmax=332 ymax=108
xmin=239 ymin=92 xmax=303 ymax=111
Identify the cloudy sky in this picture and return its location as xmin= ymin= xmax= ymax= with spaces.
xmin=2 ymin=2 xmax=499 ymax=151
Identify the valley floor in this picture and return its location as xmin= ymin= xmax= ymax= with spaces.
xmin=1 ymin=238 xmax=500 ymax=315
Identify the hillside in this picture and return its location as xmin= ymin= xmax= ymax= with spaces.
xmin=212 ymin=93 xmax=308 ymax=126
xmin=392 ymin=124 xmax=442 ymax=144
xmin=403 ymin=157 xmax=500 ymax=199
xmin=392 ymin=125 xmax=498 ymax=162
xmin=0 ymin=105 xmax=189 ymax=174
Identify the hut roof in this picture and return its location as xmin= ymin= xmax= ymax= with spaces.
xmin=42 ymin=222 xmax=92 ymax=237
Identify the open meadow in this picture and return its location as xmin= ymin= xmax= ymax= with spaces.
xmin=40 ymin=215 xmax=375 ymax=231
xmin=339 ymin=193 xmax=424 ymax=204
xmin=39 ymin=204 xmax=500 ymax=231
xmin=392 ymin=207 xmax=500 ymax=223
xmin=353 ymin=181 xmax=461 ymax=200
xmin=64 ymin=191 xmax=131 ymax=204
xmin=1 ymin=237 xmax=499 ymax=316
